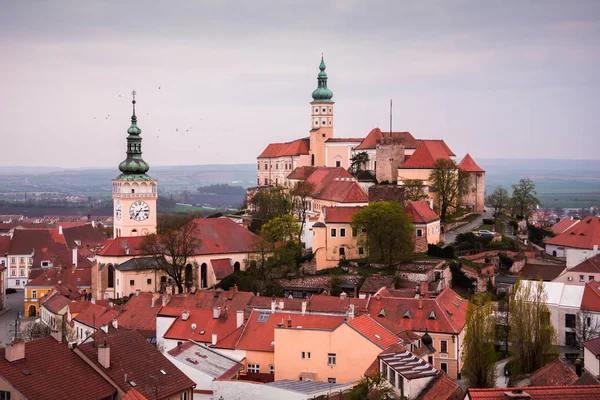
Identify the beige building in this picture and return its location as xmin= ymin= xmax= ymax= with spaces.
xmin=405 ymin=201 xmax=442 ymax=252
xmin=457 ymin=154 xmax=486 ymax=213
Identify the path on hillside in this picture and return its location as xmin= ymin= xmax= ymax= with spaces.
xmin=445 ymin=208 xmax=488 ymax=244
xmin=495 ymin=358 xmax=510 ymax=387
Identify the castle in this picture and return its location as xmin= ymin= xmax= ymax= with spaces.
xmin=255 ymin=57 xmax=486 ymax=214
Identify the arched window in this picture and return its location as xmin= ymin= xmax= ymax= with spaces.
xmin=131 ymin=229 xmax=138 ymax=236
xmin=311 ymin=154 xmax=315 ymax=166
xmin=200 ymin=263 xmax=208 ymax=288
xmin=107 ymin=265 xmax=115 ymax=288
xmin=234 ymin=262 xmax=241 ymax=273
xmin=185 ymin=264 xmax=193 ymax=288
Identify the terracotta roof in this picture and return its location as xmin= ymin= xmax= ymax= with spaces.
xmin=234 ymin=310 xmax=345 ymax=352
xmin=308 ymin=294 xmax=369 ymax=314
xmin=161 ymin=308 xmax=239 ymax=342
xmin=303 ymin=167 xmax=368 ymax=203
xmin=529 ymin=358 xmax=578 ymax=386
xmin=0 ymin=236 xmax=10 ymax=255
xmin=519 ymin=263 xmax=566 ymax=281
xmin=177 ymin=289 xmax=254 ymax=313
xmin=545 ymin=216 xmax=600 ymax=250
xmin=8 ymin=228 xmax=67 ymax=255
xmin=348 ymin=315 xmax=399 ymax=349
xmin=457 ymin=153 xmax=484 ymax=172
xmin=117 ymin=293 xmax=163 ymax=337
xmin=323 ymin=206 xmax=363 ymax=223
xmin=258 ymin=138 xmax=310 ymax=158
xmin=288 ymin=166 xmax=317 ymax=180
xmin=211 ymin=258 xmax=233 ymax=280
xmin=325 ymin=138 xmax=363 ymax=143
xmin=41 ymin=293 xmax=71 ymax=314
xmin=167 ymin=341 xmax=243 ymax=379
xmin=355 ymin=128 xmax=418 ymax=150
xmin=551 ymin=218 xmax=581 ymax=234
xmin=191 ymin=218 xmax=258 ymax=255
xmin=400 ymin=141 xmax=453 ymax=169
xmin=247 ymin=296 xmax=305 ymax=312
xmin=419 ymin=139 xmax=455 ymax=156
xmin=360 ymin=275 xmax=395 ymax=294
xmin=405 ymin=201 xmax=440 ymax=224
xmin=581 ymin=281 xmax=600 ymax=312
xmin=584 ymin=335 xmax=600 ymax=356
xmin=97 ymin=236 xmax=145 ymax=257
xmin=26 ymin=266 xmax=91 ymax=288
xmin=62 ymin=224 xmax=106 ymax=249
xmin=368 ymin=288 xmax=468 ymax=334
xmin=571 ymin=255 xmax=600 ymax=273
xmin=74 ymin=302 xmax=122 ymax=328
xmin=420 ymin=372 xmax=463 ymax=400
xmin=78 ymin=330 xmax=195 ymax=400
xmin=466 ymin=386 xmax=600 ymax=399
xmin=114 ymin=257 xmax=161 ymax=271
xmin=0 ymin=337 xmax=116 ymax=400
xmin=378 ymin=348 xmax=438 ymax=380
xmin=122 ymin=389 xmax=149 ymax=400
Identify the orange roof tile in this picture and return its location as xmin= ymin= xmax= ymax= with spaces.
xmin=303 ymin=167 xmax=368 ymax=203
xmin=288 ymin=166 xmax=317 ymax=180
xmin=584 ymin=336 xmax=600 ymax=356
xmin=545 ymin=216 xmax=600 ymax=249
xmin=122 ymin=389 xmax=149 ymax=400
xmin=162 ymin=308 xmax=239 ymax=343
xmin=571 ymin=255 xmax=600 ymax=273
xmin=528 ymin=358 xmax=578 ymax=386
xmin=348 ymin=315 xmax=399 ymax=349
xmin=177 ymin=289 xmax=254 ymax=313
xmin=466 ymin=385 xmax=600 ymax=400
xmin=74 ymin=302 xmax=122 ymax=328
xmin=420 ymin=373 xmax=463 ymax=400
xmin=191 ymin=218 xmax=258 ymax=255
xmin=405 ymin=201 xmax=440 ymax=224
xmin=326 ymin=138 xmax=363 ymax=143
xmin=0 ymin=236 xmax=10 ymax=255
xmin=98 ymin=236 xmax=145 ymax=257
xmin=211 ymin=258 xmax=233 ymax=280
xmin=323 ymin=206 xmax=363 ymax=223
xmin=247 ymin=296 xmax=305 ymax=312
xmin=551 ymin=218 xmax=580 ymax=234
xmin=581 ymin=281 xmax=600 ymax=312
xmin=117 ymin=293 xmax=163 ymax=337
xmin=26 ymin=265 xmax=91 ymax=288
xmin=355 ymin=128 xmax=419 ymax=150
xmin=8 ymin=228 xmax=67 ymax=255
xmin=400 ymin=141 xmax=453 ymax=169
xmin=258 ymin=138 xmax=310 ymax=158
xmin=457 ymin=153 xmax=484 ymax=172
xmin=308 ymin=294 xmax=369 ymax=314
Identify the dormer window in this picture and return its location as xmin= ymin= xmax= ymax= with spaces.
xmin=403 ymin=310 xmax=411 ymax=319
xmin=378 ymin=309 xmax=386 ymax=317
xmin=428 ymin=311 xmax=436 ymax=320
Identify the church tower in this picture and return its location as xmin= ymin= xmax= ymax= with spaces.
xmin=112 ymin=91 xmax=158 ymax=238
xmin=309 ymin=55 xmax=334 ymax=167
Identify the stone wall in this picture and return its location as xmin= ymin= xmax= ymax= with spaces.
xmin=368 ymin=184 xmax=405 ymax=203
xmin=375 ymin=137 xmax=405 ymax=183
xmin=460 ymin=172 xmax=485 ymax=213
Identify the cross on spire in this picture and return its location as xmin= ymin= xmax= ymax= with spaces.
xmin=131 ymin=90 xmax=137 ymax=115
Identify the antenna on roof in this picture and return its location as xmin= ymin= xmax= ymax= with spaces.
xmin=389 ymin=99 xmax=393 ymax=136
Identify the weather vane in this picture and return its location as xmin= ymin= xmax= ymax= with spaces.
xmin=132 ymin=90 xmax=137 ymax=104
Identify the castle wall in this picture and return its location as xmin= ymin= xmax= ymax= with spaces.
xmin=461 ymin=172 xmax=485 ymax=213
xmin=375 ymin=137 xmax=405 ymax=183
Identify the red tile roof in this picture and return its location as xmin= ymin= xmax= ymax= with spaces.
xmin=355 ymin=128 xmax=418 ymax=150
xmin=97 ymin=236 xmax=145 ymax=256
xmin=571 ymin=255 xmax=600 ymax=273
xmin=178 ymin=289 xmax=254 ymax=313
xmin=122 ymin=389 xmax=149 ymax=400
xmin=258 ymin=138 xmax=310 ymax=158
xmin=303 ymin=167 xmax=368 ymax=203
xmin=581 ymin=281 xmax=600 ymax=312
xmin=528 ymin=358 xmax=578 ymax=386
xmin=584 ymin=335 xmax=600 ymax=356
xmin=78 ymin=330 xmax=195 ymax=400
xmin=551 ymin=218 xmax=580 ymax=234
xmin=8 ymin=228 xmax=67 ymax=255
xmin=326 ymin=138 xmax=363 ymax=143
xmin=420 ymin=372 xmax=463 ymax=400
xmin=117 ymin=293 xmax=163 ymax=337
xmin=62 ymin=224 xmax=107 ymax=249
xmin=161 ymin=308 xmax=240 ymax=343
xmin=405 ymin=201 xmax=440 ymax=224
xmin=211 ymin=258 xmax=234 ymax=280
xmin=519 ymin=263 xmax=566 ymax=281
xmin=247 ymin=296 xmax=305 ymax=312
xmin=457 ymin=153 xmax=484 ymax=172
xmin=0 ymin=236 xmax=10 ymax=255
xmin=466 ymin=385 xmax=600 ymax=399
xmin=191 ymin=218 xmax=258 ymax=254
xmin=0 ymin=337 xmax=116 ymax=400
xmin=288 ymin=166 xmax=317 ymax=180
xmin=41 ymin=293 xmax=72 ymax=314
xmin=400 ymin=141 xmax=453 ymax=169
xmin=323 ymin=206 xmax=363 ymax=223
xmin=368 ymin=288 xmax=469 ymax=334
xmin=545 ymin=216 xmax=600 ymax=250
xmin=27 ymin=265 xmax=91 ymax=288
xmin=308 ymin=294 xmax=369 ymax=314
xmin=360 ymin=276 xmax=395 ymax=294
xmin=74 ymin=302 xmax=122 ymax=328
xmin=348 ymin=315 xmax=399 ymax=349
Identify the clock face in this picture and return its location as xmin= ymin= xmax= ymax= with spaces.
xmin=115 ymin=201 xmax=122 ymax=220
xmin=129 ymin=201 xmax=150 ymax=221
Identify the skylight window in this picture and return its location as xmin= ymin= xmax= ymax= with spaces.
xmin=257 ymin=311 xmax=271 ymax=322
xmin=378 ymin=309 xmax=386 ymax=317
xmin=403 ymin=310 xmax=411 ymax=319
xmin=428 ymin=311 xmax=436 ymax=320
xmin=160 ymin=369 xmax=167 ymax=375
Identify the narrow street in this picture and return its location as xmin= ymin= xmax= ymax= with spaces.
xmin=495 ymin=358 xmax=510 ymax=387
xmin=0 ymin=290 xmax=34 ymax=347
xmin=444 ymin=208 xmax=489 ymax=244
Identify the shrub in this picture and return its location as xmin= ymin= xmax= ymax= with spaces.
xmin=427 ymin=244 xmax=455 ymax=259
xmin=6 ymin=288 xmax=17 ymax=294
xmin=482 ymin=218 xmax=494 ymax=225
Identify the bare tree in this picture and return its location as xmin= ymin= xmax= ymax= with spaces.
xmin=403 ymin=179 xmax=427 ymax=203
xmin=23 ymin=321 xmax=52 ymax=341
xmin=486 ymin=186 xmax=510 ymax=222
xmin=511 ymin=178 xmax=540 ymax=223
xmin=576 ymin=311 xmax=600 ymax=350
xmin=290 ymin=181 xmax=316 ymax=246
xmin=428 ymin=158 xmax=469 ymax=222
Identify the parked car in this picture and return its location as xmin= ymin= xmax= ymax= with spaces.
xmin=478 ymin=230 xmax=494 ymax=236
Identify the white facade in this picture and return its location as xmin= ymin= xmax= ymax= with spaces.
xmin=566 ymin=246 xmax=599 ymax=269
xmin=6 ymin=253 xmax=33 ymax=289
xmin=584 ymin=346 xmax=600 ymax=377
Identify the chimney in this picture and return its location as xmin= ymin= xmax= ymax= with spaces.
xmin=340 ymin=292 xmax=347 ymax=300
xmin=101 ymin=324 xmax=109 ymax=333
xmin=348 ymin=304 xmax=355 ymax=320
xmin=301 ymin=300 xmax=307 ymax=316
xmin=166 ymin=286 xmax=173 ymax=295
xmin=182 ymin=310 xmax=189 ymax=321
xmin=575 ymin=359 xmax=582 ymax=377
xmin=271 ymin=300 xmax=276 ymax=313
xmin=233 ymin=284 xmax=238 ymax=294
xmin=58 ymin=225 xmax=63 ymax=235
xmin=503 ymin=389 xmax=531 ymax=399
xmin=72 ymin=248 xmax=78 ymax=267
xmin=211 ymin=333 xmax=218 ymax=345
xmin=151 ymin=293 xmax=161 ymax=307
xmin=287 ymin=316 xmax=292 ymax=328
xmin=174 ymin=286 xmax=179 ymax=295
xmin=162 ymin=294 xmax=171 ymax=307
xmin=228 ymin=286 xmax=234 ymax=300
xmin=98 ymin=342 xmax=110 ymax=369
xmin=213 ymin=307 xmax=221 ymax=319
xmin=111 ymin=319 xmax=118 ymax=330
xmin=418 ymin=298 xmax=423 ymax=310
xmin=5 ymin=340 xmax=25 ymax=362
xmin=91 ymin=298 xmax=96 ymax=304
xmin=92 ymin=220 xmax=95 ymax=228
xmin=135 ymin=289 xmax=141 ymax=296
xmin=279 ymin=300 xmax=284 ymax=310
xmin=236 ymin=310 xmax=244 ymax=329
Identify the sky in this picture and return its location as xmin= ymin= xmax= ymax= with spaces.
xmin=1 ymin=1 xmax=599 ymax=169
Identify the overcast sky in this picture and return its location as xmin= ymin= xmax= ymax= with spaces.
xmin=1 ymin=1 xmax=599 ymax=168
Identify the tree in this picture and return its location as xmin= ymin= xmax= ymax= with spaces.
xmin=141 ymin=214 xmax=202 ymax=293
xmin=511 ymin=179 xmax=540 ymax=223
xmin=351 ymin=201 xmax=414 ymax=266
xmin=575 ymin=311 xmax=600 ymax=350
xmin=509 ymin=279 xmax=558 ymax=374
xmin=428 ymin=158 xmax=469 ymax=222
xmin=403 ymin=179 xmax=427 ymax=203
xmin=261 ymin=215 xmax=301 ymax=244
xmin=349 ymin=373 xmax=396 ymax=400
xmin=486 ymin=186 xmax=510 ymax=222
xmin=461 ymin=295 xmax=497 ymax=388
xmin=290 ymin=181 xmax=316 ymax=246
xmin=23 ymin=321 xmax=52 ymax=341
xmin=249 ymin=188 xmax=293 ymax=233
xmin=350 ymin=151 xmax=370 ymax=174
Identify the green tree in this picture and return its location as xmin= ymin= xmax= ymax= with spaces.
xmin=486 ymin=186 xmax=510 ymax=222
xmin=351 ymin=201 xmax=414 ymax=266
xmin=141 ymin=214 xmax=202 ymax=293
xmin=428 ymin=158 xmax=469 ymax=222
xmin=261 ymin=215 xmax=301 ymax=244
xmin=461 ymin=295 xmax=497 ymax=388
xmin=349 ymin=373 xmax=396 ymax=400
xmin=402 ymin=179 xmax=427 ymax=203
xmin=249 ymin=188 xmax=293 ymax=233
xmin=511 ymin=179 xmax=540 ymax=223
xmin=509 ymin=279 xmax=558 ymax=374
xmin=350 ymin=151 xmax=370 ymax=174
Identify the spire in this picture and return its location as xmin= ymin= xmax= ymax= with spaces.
xmin=312 ymin=55 xmax=334 ymax=103
xmin=116 ymin=90 xmax=152 ymax=180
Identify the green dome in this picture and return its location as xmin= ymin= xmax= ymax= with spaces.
xmin=119 ymin=158 xmax=150 ymax=174
xmin=116 ymin=97 xmax=152 ymax=179
xmin=311 ymin=55 xmax=333 ymax=103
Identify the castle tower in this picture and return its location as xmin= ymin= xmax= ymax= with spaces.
xmin=375 ymin=136 xmax=405 ymax=184
xmin=112 ymin=91 xmax=158 ymax=238
xmin=309 ymin=55 xmax=334 ymax=167
xmin=458 ymin=153 xmax=485 ymax=213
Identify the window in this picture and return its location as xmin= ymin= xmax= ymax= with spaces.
xmin=314 ymin=107 xmax=318 ymax=113
xmin=0 ymin=390 xmax=11 ymax=400
xmin=339 ymin=247 xmax=346 ymax=257
xmin=302 ymin=351 xmax=305 ymax=359
xmin=32 ymin=290 xmax=37 ymax=299
xmin=19 ymin=268 xmax=24 ymax=277
xmin=565 ymin=313 xmax=576 ymax=329
xmin=590 ymin=276 xmax=595 ymax=281
xmin=42 ymin=261 xmax=49 ymax=267
xmin=587 ymin=317 xmax=592 ymax=327
xmin=308 ymin=352 xmax=311 ymax=359
xmin=147 ymin=278 xmax=152 ymax=285
xmin=16 ymin=280 xmax=20 ymax=286
xmin=358 ymin=247 xmax=364 ymax=255
xmin=330 ymin=228 xmax=337 ymax=237
xmin=340 ymin=228 xmax=346 ymax=237
xmin=11 ymin=257 xmax=15 ymax=264
xmin=440 ymin=340 xmax=448 ymax=354
xmin=180 ymin=392 xmax=188 ymax=400
xmin=269 ymin=364 xmax=274 ymax=374
xmin=129 ymin=279 xmax=135 ymax=286
xmin=416 ymin=229 xmax=423 ymax=237
xmin=335 ymin=161 xmax=341 ymax=167
xmin=381 ymin=362 xmax=388 ymax=379
xmin=352 ymin=228 xmax=357 ymax=237
xmin=328 ymin=353 xmax=336 ymax=365
xmin=580 ymin=275 xmax=585 ymax=282
xmin=568 ymin=276 xmax=573 ymax=281
xmin=440 ymin=363 xmax=448 ymax=373
xmin=275 ymin=164 xmax=279 ymax=170
xmin=264 ymin=164 xmax=268 ymax=170
xmin=20 ymin=257 xmax=24 ymax=264
xmin=428 ymin=355 xmax=433 ymax=365
xmin=11 ymin=269 xmax=15 ymax=276
xmin=322 ymin=119 xmax=326 ymax=125
xmin=328 ymin=378 xmax=336 ymax=384
xmin=389 ymin=369 xmax=396 ymax=386
xmin=328 ymin=107 xmax=332 ymax=113
xmin=264 ymin=177 xmax=268 ymax=185
xmin=247 ymin=364 xmax=260 ymax=373
xmin=322 ymin=108 xmax=326 ymax=112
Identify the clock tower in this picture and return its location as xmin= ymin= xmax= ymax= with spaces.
xmin=112 ymin=91 xmax=157 ymax=238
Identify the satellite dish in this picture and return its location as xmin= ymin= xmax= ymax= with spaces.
xmin=191 ymin=323 xmax=197 ymax=330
